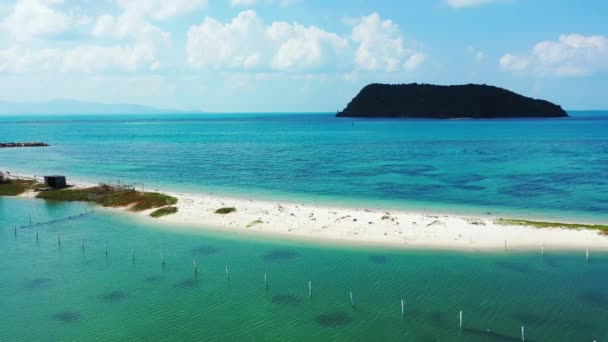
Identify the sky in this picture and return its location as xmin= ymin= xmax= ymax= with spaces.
xmin=0 ymin=0 xmax=607 ymax=112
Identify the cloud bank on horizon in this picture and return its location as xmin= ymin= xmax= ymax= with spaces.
xmin=0 ymin=0 xmax=606 ymax=112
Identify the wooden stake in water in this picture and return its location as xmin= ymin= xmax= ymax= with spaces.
xmin=308 ymin=281 xmax=312 ymax=298
xmin=36 ymin=230 xmax=39 ymax=242
xmin=14 ymin=226 xmax=17 ymax=238
xmin=541 ymin=245 xmax=544 ymax=256
xmin=521 ymin=326 xmax=525 ymax=341
xmin=349 ymin=290 xmax=354 ymax=308
xmin=131 ymin=248 xmax=135 ymax=263
xmin=264 ymin=273 xmax=268 ymax=290
xmin=161 ymin=251 xmax=165 ymax=267
xmin=401 ymin=299 xmax=405 ymax=318
xmin=193 ymin=259 xmax=197 ymax=274
xmin=459 ymin=310 xmax=463 ymax=329
xmin=225 ymin=265 xmax=229 ymax=280
xmin=29 ymin=213 xmax=32 ymax=227
xmin=57 ymin=232 xmax=61 ymax=247
xmin=82 ymin=239 xmax=85 ymax=253
xmin=586 ymin=248 xmax=590 ymax=263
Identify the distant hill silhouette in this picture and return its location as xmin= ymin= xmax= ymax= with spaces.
xmin=337 ymin=83 xmax=568 ymax=119
xmin=0 ymin=99 xmax=182 ymax=115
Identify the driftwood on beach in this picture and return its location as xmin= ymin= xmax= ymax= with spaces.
xmin=0 ymin=142 xmax=49 ymax=148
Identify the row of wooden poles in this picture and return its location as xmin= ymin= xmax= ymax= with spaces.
xmin=12 ymin=231 xmax=601 ymax=341
xmin=503 ymin=239 xmax=592 ymax=263
xmin=17 ymin=210 xmax=94 ymax=230
xmin=20 ymin=231 xmax=533 ymax=341
xmin=16 ymin=228 xmax=596 ymax=264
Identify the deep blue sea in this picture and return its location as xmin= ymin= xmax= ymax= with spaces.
xmin=1 ymin=111 xmax=607 ymax=222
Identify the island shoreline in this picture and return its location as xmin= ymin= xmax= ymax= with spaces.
xmin=2 ymin=170 xmax=607 ymax=252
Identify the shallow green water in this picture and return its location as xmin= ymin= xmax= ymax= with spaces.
xmin=1 ymin=197 xmax=607 ymax=341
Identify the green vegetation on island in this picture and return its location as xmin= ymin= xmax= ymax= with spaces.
xmin=495 ymin=218 xmax=608 ymax=235
xmin=337 ymin=83 xmax=568 ymax=119
xmin=36 ymin=183 xmax=177 ymax=212
xmin=150 ymin=206 xmax=178 ymax=218
xmin=0 ymin=179 xmax=40 ymax=196
xmin=215 ymin=207 xmax=237 ymax=214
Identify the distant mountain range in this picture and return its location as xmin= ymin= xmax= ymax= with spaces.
xmin=0 ymin=100 xmax=182 ymax=115
xmin=337 ymin=83 xmax=568 ymax=119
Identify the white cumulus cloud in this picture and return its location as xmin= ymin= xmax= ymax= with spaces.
xmin=187 ymin=11 xmax=424 ymax=74
xmin=187 ymin=10 xmax=348 ymax=71
xmin=116 ymin=0 xmax=207 ymax=20
xmin=500 ymin=34 xmax=608 ymax=77
xmin=0 ymin=44 xmax=160 ymax=73
xmin=351 ymin=13 xmax=425 ymax=72
xmin=0 ymin=0 xmax=88 ymax=40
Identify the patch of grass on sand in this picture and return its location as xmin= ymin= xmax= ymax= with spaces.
xmin=0 ymin=179 xmax=40 ymax=196
xmin=246 ymin=219 xmax=264 ymax=228
xmin=495 ymin=218 xmax=608 ymax=235
xmin=150 ymin=206 xmax=178 ymax=218
xmin=215 ymin=207 xmax=236 ymax=214
xmin=36 ymin=183 xmax=177 ymax=212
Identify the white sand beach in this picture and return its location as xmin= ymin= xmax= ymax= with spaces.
xmin=7 ymin=172 xmax=608 ymax=251
xmin=154 ymin=191 xmax=608 ymax=251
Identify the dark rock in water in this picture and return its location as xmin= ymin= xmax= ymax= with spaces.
xmin=337 ymin=83 xmax=567 ymax=119
xmin=100 ymin=290 xmax=128 ymax=302
xmin=271 ymin=294 xmax=301 ymax=306
xmin=315 ymin=312 xmax=352 ymax=327
xmin=24 ymin=278 xmax=54 ymax=290
xmin=173 ymin=278 xmax=199 ymax=289
xmin=52 ymin=310 xmax=81 ymax=323
xmin=191 ymin=245 xmax=220 ymax=255
xmin=581 ymin=291 xmax=608 ymax=309
xmin=262 ymin=249 xmax=299 ymax=261
xmin=0 ymin=142 xmax=49 ymax=148
xmin=368 ymin=255 xmax=389 ymax=264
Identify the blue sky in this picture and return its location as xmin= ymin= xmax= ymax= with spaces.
xmin=0 ymin=0 xmax=607 ymax=112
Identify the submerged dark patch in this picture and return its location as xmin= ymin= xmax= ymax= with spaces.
xmin=173 ymin=278 xmax=199 ymax=289
xmin=271 ymin=294 xmax=301 ymax=306
xmin=495 ymin=261 xmax=532 ymax=274
xmin=100 ymin=290 xmax=128 ymax=302
xmin=581 ymin=291 xmax=608 ymax=309
xmin=145 ymin=275 xmax=165 ymax=283
xmin=24 ymin=278 xmax=54 ymax=290
xmin=438 ymin=173 xmax=486 ymax=186
xmin=462 ymin=327 xmax=531 ymax=341
xmin=368 ymin=255 xmax=389 ymax=264
xmin=262 ymin=249 xmax=299 ymax=261
xmin=541 ymin=257 xmax=560 ymax=268
xmin=426 ymin=311 xmax=449 ymax=328
xmin=511 ymin=313 xmax=590 ymax=330
xmin=52 ymin=310 xmax=81 ymax=323
xmin=315 ymin=312 xmax=352 ymax=327
xmin=191 ymin=245 xmax=220 ymax=255
xmin=458 ymin=184 xmax=486 ymax=191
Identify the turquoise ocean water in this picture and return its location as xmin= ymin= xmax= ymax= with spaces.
xmin=1 ymin=112 xmax=608 ymax=340
xmin=0 ymin=111 xmax=607 ymax=221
